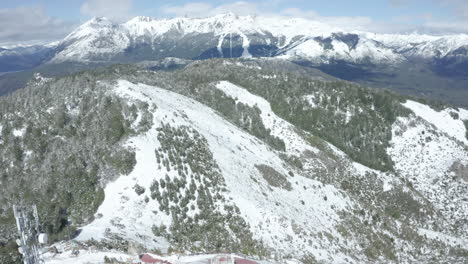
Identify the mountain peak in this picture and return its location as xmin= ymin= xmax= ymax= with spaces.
xmin=126 ymin=16 xmax=156 ymax=24
xmin=62 ymin=16 xmax=118 ymax=42
xmin=82 ymin=16 xmax=114 ymax=28
xmin=42 ymin=13 xmax=468 ymax=70
xmin=215 ymin=12 xmax=240 ymax=19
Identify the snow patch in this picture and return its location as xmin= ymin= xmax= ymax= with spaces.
xmin=388 ymin=115 xmax=468 ymax=231
xmin=403 ymin=100 xmax=468 ymax=144
xmin=418 ymin=228 xmax=468 ymax=250
xmin=74 ymin=79 xmax=356 ymax=262
xmin=215 ymin=81 xmax=318 ymax=155
xmin=13 ymin=127 xmax=26 ymax=137
xmin=239 ymin=32 xmax=252 ymax=58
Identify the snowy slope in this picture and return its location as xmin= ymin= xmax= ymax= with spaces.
xmin=402 ymin=100 xmax=468 ymax=144
xmin=215 ymin=81 xmax=317 ymax=155
xmin=70 ymin=77 xmax=468 ymax=263
xmin=279 ymin=36 xmax=404 ymax=64
xmin=18 ymin=70 xmax=463 ymax=263
xmin=75 ymin=79 xmax=358 ymax=262
xmin=388 ymin=100 xmax=468 ymax=234
xmin=53 ymin=17 xmax=130 ymax=62
xmin=362 ymin=32 xmax=468 ymax=58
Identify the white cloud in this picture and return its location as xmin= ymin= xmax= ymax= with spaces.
xmin=0 ymin=6 xmax=76 ymax=46
xmin=389 ymin=0 xmax=468 ymax=19
xmin=279 ymin=7 xmax=374 ymax=32
xmin=3 ymin=0 xmax=467 ymax=47
xmin=436 ymin=0 xmax=468 ymax=18
xmin=281 ymin=8 xmax=318 ymax=18
xmin=161 ymin=1 xmax=259 ymax=18
xmin=80 ymin=0 xmax=133 ymax=21
xmin=386 ymin=0 xmax=468 ymax=33
xmin=161 ymin=2 xmax=213 ymax=18
xmin=161 ymin=1 xmax=468 ymax=34
xmin=162 ymin=2 xmax=382 ymax=33
xmin=422 ymin=20 xmax=468 ymax=33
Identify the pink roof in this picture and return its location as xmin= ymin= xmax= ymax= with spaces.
xmin=139 ymin=254 xmax=172 ymax=264
xmin=234 ymin=258 xmax=258 ymax=264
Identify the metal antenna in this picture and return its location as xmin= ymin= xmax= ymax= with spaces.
xmin=13 ymin=205 xmax=46 ymax=264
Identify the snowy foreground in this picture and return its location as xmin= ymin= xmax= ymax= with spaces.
xmin=43 ymin=242 xmax=295 ymax=264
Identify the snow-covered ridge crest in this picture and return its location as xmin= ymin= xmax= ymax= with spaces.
xmin=51 ymin=13 xmax=341 ymax=62
xmin=279 ymin=34 xmax=405 ymax=63
xmin=123 ymin=12 xmax=340 ymax=39
xmin=48 ymin=13 xmax=468 ymax=63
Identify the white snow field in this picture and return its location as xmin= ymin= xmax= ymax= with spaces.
xmin=279 ymin=36 xmax=404 ymax=64
xmin=71 ymin=79 xmax=364 ymax=263
xmin=60 ymin=80 xmax=468 ymax=264
xmin=402 ymin=100 xmax=468 ymax=144
xmin=78 ymin=80 xmax=350 ymax=261
xmin=388 ymin=100 xmax=468 ymax=234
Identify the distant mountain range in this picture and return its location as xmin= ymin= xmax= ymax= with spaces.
xmin=1 ymin=13 xmax=468 ymax=105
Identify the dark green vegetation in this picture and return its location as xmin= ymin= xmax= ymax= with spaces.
xmin=196 ymin=84 xmax=286 ymax=151
xmin=151 ymin=124 xmax=267 ymax=254
xmin=255 ymin=164 xmax=292 ymax=191
xmin=0 ymin=72 xmax=152 ymax=263
xmin=149 ymin=59 xmax=410 ymax=171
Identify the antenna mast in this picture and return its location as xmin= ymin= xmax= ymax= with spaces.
xmin=13 ymin=205 xmax=46 ymax=264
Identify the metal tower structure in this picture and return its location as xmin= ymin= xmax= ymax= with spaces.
xmin=13 ymin=205 xmax=46 ymax=264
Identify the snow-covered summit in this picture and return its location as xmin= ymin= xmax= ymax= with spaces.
xmin=123 ymin=13 xmax=337 ymax=37
xmin=46 ymin=13 xmax=468 ymax=64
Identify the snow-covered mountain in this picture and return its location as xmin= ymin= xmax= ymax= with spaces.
xmin=43 ymin=14 xmax=468 ymax=66
xmin=1 ymin=59 xmax=467 ymax=263
xmin=2 ymin=13 xmax=468 ymax=106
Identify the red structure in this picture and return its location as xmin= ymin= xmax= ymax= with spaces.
xmin=234 ymin=258 xmax=258 ymax=264
xmin=139 ymin=254 xmax=173 ymax=264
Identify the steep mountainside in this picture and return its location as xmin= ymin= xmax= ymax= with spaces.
xmin=0 ymin=59 xmax=467 ymax=263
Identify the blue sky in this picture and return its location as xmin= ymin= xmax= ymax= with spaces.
xmin=1 ymin=0 xmax=468 ymax=46
xmin=0 ymin=0 xmax=455 ymax=22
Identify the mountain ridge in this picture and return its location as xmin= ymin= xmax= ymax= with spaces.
xmin=1 ymin=59 xmax=467 ymax=263
xmin=4 ymin=14 xmax=468 ymax=65
xmin=2 ymin=13 xmax=468 ymax=108
xmin=48 ymin=14 xmax=468 ymax=63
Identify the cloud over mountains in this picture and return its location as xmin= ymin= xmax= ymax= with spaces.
xmin=2 ymin=0 xmax=468 ymax=47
